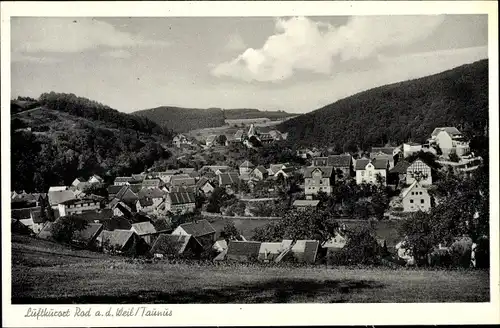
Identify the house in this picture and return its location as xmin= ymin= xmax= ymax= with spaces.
xmin=114 ymin=176 xmax=134 ymax=186
xmin=402 ymin=142 xmax=423 ymax=158
xmin=107 ymin=185 xmax=123 ymax=199
xmin=88 ymin=174 xmax=104 ymax=184
xmin=406 ymin=159 xmax=432 ymax=185
xmin=428 ymin=127 xmax=470 ymax=157
xmin=136 ymin=198 xmax=156 ymax=214
xmin=72 ymin=223 xmax=103 ymax=248
xmin=226 ymin=240 xmax=262 ymax=262
xmin=218 ymin=172 xmax=240 ymax=188
xmin=158 ymin=170 xmax=182 ymax=183
xmin=274 ymin=167 xmax=296 ymax=179
xmin=164 ymin=192 xmax=196 ymax=214
xmin=173 ymin=134 xmax=192 ymax=148
xmin=239 ymin=160 xmax=255 ymax=175
xmin=312 ymin=154 xmax=353 ymax=178
xmin=234 ymin=129 xmax=245 ymax=142
xmin=293 ymin=199 xmax=320 ymax=210
xmin=401 ymin=181 xmax=431 ymax=213
xmin=170 ymin=176 xmax=196 ymax=190
xmin=151 ymin=218 xmax=172 ymax=234
xmin=97 ymin=229 xmax=149 ymax=255
xmin=268 ymin=163 xmax=289 ymax=176
xmin=48 ymin=189 xmax=76 ymax=208
xmin=138 ymin=188 xmax=165 ymax=207
xmin=142 ymin=178 xmax=162 ymax=189
xmin=195 ymin=177 xmax=215 ymax=195
xmin=130 ymin=221 xmax=158 ymax=245
xmin=100 ymin=216 xmax=133 ymax=231
xmin=114 ymin=185 xmax=140 ymax=207
xmin=58 ymin=198 xmax=101 ymax=217
xmin=15 ymin=208 xmax=46 ymax=234
xmin=12 ymin=219 xmax=32 ymax=235
xmin=370 ymin=147 xmax=403 ymax=169
xmin=280 ymin=240 xmax=319 ymax=264
xmin=149 ymin=234 xmax=203 ymax=258
xmin=389 ymin=160 xmax=412 ymax=187
xmin=200 ymin=165 xmax=231 ymax=175
xmin=304 ymin=166 xmax=334 ymax=199
xmin=172 ymin=219 xmax=217 ymax=248
xmin=251 ymin=166 xmax=268 ymax=181
xmin=205 ymin=135 xmax=217 ymax=147
xmin=71 ymin=177 xmax=88 ymax=190
xmin=355 ymin=158 xmax=388 ymax=185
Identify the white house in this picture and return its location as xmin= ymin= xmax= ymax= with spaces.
xmin=406 ymin=159 xmax=432 ymax=185
xmin=239 ymin=160 xmax=255 ymax=176
xmin=401 ymin=181 xmax=431 ymax=213
xmin=164 ymin=192 xmax=196 ymax=215
xmin=304 ymin=166 xmax=334 ymax=198
xmin=58 ymin=198 xmax=101 ymax=217
xmin=88 ymin=175 xmax=104 ymax=184
xmin=402 ymin=142 xmax=422 ymax=158
xmin=428 ymin=127 xmax=470 ymax=157
xmin=355 ymin=158 xmax=388 ymax=185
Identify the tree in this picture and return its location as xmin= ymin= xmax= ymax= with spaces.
xmin=281 ymin=209 xmax=339 ymax=245
xmin=448 ymin=150 xmax=460 ymax=162
xmin=50 ymin=216 xmax=89 ymax=244
xmin=252 ymin=220 xmax=285 ymax=242
xmin=220 ymin=222 xmax=241 ymax=242
xmin=206 ymin=187 xmax=233 ymax=213
xmin=216 ymin=134 xmax=227 ymax=146
xmin=329 ymin=227 xmax=383 ymax=265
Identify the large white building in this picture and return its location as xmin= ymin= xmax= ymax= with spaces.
xmin=428 ymin=127 xmax=470 ymax=157
xmin=355 ymin=158 xmax=389 ymax=185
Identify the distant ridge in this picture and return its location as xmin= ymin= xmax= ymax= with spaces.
xmin=279 ymin=59 xmax=489 ymax=152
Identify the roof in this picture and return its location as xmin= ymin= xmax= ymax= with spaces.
xmin=60 ymin=197 xmax=100 ymax=206
xmin=37 ymin=222 xmax=54 ymax=240
xmin=151 ymin=218 xmax=172 ymax=233
xmin=71 ymin=209 xmax=113 ymax=222
xmin=131 ymin=221 xmax=157 ymax=235
xmin=431 ymin=127 xmax=462 ymax=137
xmin=142 ymin=178 xmax=162 ymax=186
xmin=293 ymin=199 xmax=320 ymax=207
xmin=99 ymin=229 xmax=135 ymax=250
xmin=138 ymin=188 xmax=165 ymax=199
xmin=269 ymin=163 xmax=288 ymax=174
xmin=90 ymin=174 xmax=104 ymax=182
xmin=107 ymin=185 xmax=123 ymax=195
xmin=291 ymin=240 xmax=319 ymax=264
xmin=170 ymin=176 xmax=196 ymax=187
xmin=239 ymin=160 xmax=255 ymax=168
xmin=404 ymin=141 xmax=422 ymax=146
xmin=195 ymin=177 xmax=213 ymax=189
xmin=73 ymin=223 xmax=103 ymax=244
xmin=115 ymin=186 xmax=139 ymax=202
xmin=48 ymin=186 xmax=68 ymax=192
xmin=327 ymin=155 xmax=352 ymax=167
xmin=390 ymin=160 xmax=412 ymax=174
xmin=304 ymin=166 xmax=334 ymax=178
xmin=234 ymin=130 xmax=245 ymax=139
xmin=150 ymin=234 xmax=199 ymax=255
xmin=178 ymin=219 xmax=216 ymax=237
xmin=114 ymin=176 xmax=134 ymax=183
xmin=213 ymin=239 xmax=228 ymax=251
xmin=401 ymin=181 xmax=428 ymax=199
xmin=48 ymin=190 xmax=76 ymax=206
xmin=30 ymin=210 xmax=46 ymax=223
xmin=371 ymin=147 xmax=396 ymax=156
xmin=227 ymin=241 xmax=262 ymax=257
xmin=253 ymin=166 xmax=268 ymax=174
xmin=170 ymin=185 xmax=197 ymax=194
xmin=138 ymin=198 xmax=154 ymax=207
xmin=100 ymin=217 xmax=132 ymax=231
xmin=168 ymin=192 xmax=196 ymax=205
xmin=12 ymin=207 xmax=40 ymax=220
xmin=355 ymin=158 xmax=388 ymax=170
xmin=219 ymin=172 xmax=240 ymax=186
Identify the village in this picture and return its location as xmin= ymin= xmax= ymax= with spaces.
xmin=10 ymin=122 xmax=485 ymax=267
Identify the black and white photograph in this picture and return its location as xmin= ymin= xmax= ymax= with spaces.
xmin=1 ymin=1 xmax=499 ymax=326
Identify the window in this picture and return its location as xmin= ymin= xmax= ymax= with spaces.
xmin=411 ymin=192 xmax=414 ymax=195
xmin=361 ymin=171 xmax=365 ymax=176
xmin=410 ymin=199 xmax=414 ymax=203
xmin=421 ymin=199 xmax=425 ymax=204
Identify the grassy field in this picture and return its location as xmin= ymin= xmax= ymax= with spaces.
xmin=11 ymin=234 xmax=489 ymax=304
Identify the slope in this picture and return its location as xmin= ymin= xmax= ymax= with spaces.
xmin=279 ymin=59 xmax=489 ymax=152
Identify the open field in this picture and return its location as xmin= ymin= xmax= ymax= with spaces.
xmin=11 ymin=235 xmax=489 ymax=304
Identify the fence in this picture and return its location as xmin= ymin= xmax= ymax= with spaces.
xmin=200 ymin=211 xmax=282 ymax=220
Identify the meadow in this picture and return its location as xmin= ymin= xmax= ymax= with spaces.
xmin=11 ymin=235 xmax=489 ymax=304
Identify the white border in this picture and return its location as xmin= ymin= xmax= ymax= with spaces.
xmin=1 ymin=1 xmax=499 ymax=327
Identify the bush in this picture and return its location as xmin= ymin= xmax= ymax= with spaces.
xmin=327 ymin=228 xmax=382 ymax=265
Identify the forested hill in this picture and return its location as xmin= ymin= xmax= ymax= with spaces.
xmin=11 ymin=93 xmax=173 ymax=193
xmin=279 ymin=59 xmax=489 ymax=152
xmin=134 ymin=106 xmax=294 ymax=132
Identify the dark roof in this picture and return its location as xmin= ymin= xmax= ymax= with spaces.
xmin=239 ymin=160 xmax=255 ymax=168
xmin=114 ymin=176 xmax=134 ymax=183
xmin=168 ymin=192 xmax=196 ymax=205
xmin=151 ymin=218 xmax=172 ymax=233
xmin=371 ymin=147 xmax=396 ymax=155
xmin=291 ymin=240 xmax=319 ymax=264
xmin=195 ymin=177 xmax=213 ymax=189
xmin=101 ymin=216 xmax=132 ymax=231
xmin=170 ymin=177 xmax=196 ymax=187
xmin=390 ymin=160 xmax=412 ymax=174
xmin=139 ymin=187 xmax=165 ymax=199
xmin=150 ymin=234 xmax=201 ymax=255
xmin=129 ymin=184 xmax=143 ymax=193
xmin=219 ymin=172 xmax=240 ymax=186
xmin=170 ymin=185 xmax=197 ymax=194
xmin=60 ymin=197 xmax=100 ymax=206
xmin=227 ymin=241 xmax=262 ymax=257
xmin=115 ymin=186 xmax=139 ymax=202
xmin=178 ymin=219 xmax=216 ymax=237
xmin=71 ymin=209 xmax=113 ymax=222
xmin=138 ymin=198 xmax=154 ymax=207
xmin=30 ymin=210 xmax=46 ymax=223
xmin=304 ymin=166 xmax=334 ymax=178
xmin=107 ymin=185 xmax=123 ymax=195
xmin=355 ymin=158 xmax=388 ymax=170
xmin=253 ymin=166 xmax=268 ymax=174
xmin=142 ymin=178 xmax=162 ymax=186
xmin=12 ymin=207 xmax=40 ymax=220
xmin=48 ymin=190 xmax=76 ymax=205
xmin=99 ymin=229 xmax=134 ymax=250
xmin=327 ymin=155 xmax=352 ymax=167
xmin=72 ymin=223 xmax=103 ymax=244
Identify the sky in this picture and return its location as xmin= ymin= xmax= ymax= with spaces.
xmin=11 ymin=15 xmax=488 ymax=114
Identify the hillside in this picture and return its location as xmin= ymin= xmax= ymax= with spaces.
xmin=11 ymin=93 xmax=173 ymax=192
xmin=279 ymin=60 xmax=489 ymax=152
xmin=134 ymin=106 xmax=294 ymax=133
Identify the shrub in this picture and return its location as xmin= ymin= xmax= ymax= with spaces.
xmin=328 ymin=228 xmax=382 ymax=265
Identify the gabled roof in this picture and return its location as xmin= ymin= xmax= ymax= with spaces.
xmin=234 ymin=129 xmax=245 ymax=139
xmin=72 ymin=223 xmax=103 ymax=244
xmin=327 ymin=155 xmax=352 ymax=167
xmin=401 ymin=181 xmax=429 ymax=199
xmin=291 ymin=240 xmax=319 ymax=264
xmin=293 ymin=199 xmax=320 ymax=207
xmin=12 ymin=207 xmax=40 ymax=220
xmin=48 ymin=190 xmax=76 ymax=206
xmin=99 ymin=229 xmax=135 ymax=250
xmin=227 ymin=241 xmax=262 ymax=257
xmin=200 ymin=165 xmax=230 ymax=173
xmin=168 ymin=192 xmax=196 ymax=205
xmin=138 ymin=188 xmax=165 ymax=200
xmin=239 ymin=160 xmax=255 ymax=168
xmin=114 ymin=176 xmax=134 ymax=183
xmin=30 ymin=210 xmax=46 ymax=224
xmin=101 ymin=216 xmax=132 ymax=231
xmin=170 ymin=176 xmax=196 ymax=187
xmin=150 ymin=234 xmax=200 ymax=255
xmin=304 ymin=166 xmax=334 ymax=178
xmin=178 ymin=219 xmax=216 ymax=237
xmin=431 ymin=127 xmax=462 ymax=137
xmin=37 ymin=222 xmax=54 ymax=240
xmin=138 ymin=198 xmax=154 ymax=207
xmin=195 ymin=177 xmax=214 ymax=189
xmin=115 ymin=186 xmax=139 ymax=202
xmin=269 ymin=163 xmax=289 ymax=174
xmin=219 ymin=172 xmax=240 ymax=186
xmin=89 ymin=174 xmax=104 ymax=182
xmin=107 ymin=185 xmax=123 ymax=195
xmin=389 ymin=160 xmax=411 ymax=174
xmin=131 ymin=221 xmax=157 ymax=235
xmin=253 ymin=166 xmax=268 ymax=175
xmin=132 ymin=174 xmax=146 ymax=182
xmin=355 ymin=158 xmax=388 ymax=170
xmin=151 ymin=218 xmax=172 ymax=233
xmin=142 ymin=178 xmax=162 ymax=186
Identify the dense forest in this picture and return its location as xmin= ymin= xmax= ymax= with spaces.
xmin=134 ymin=106 xmax=293 ymax=133
xmin=11 ymin=93 xmax=173 ymax=192
xmin=279 ymin=60 xmax=489 ymax=152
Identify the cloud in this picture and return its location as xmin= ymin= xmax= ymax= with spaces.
xmin=11 ymin=18 xmax=170 ymax=55
xmin=102 ymin=49 xmax=133 ymax=59
xmin=225 ymin=33 xmax=247 ymax=51
xmin=211 ymin=16 xmax=445 ymax=82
